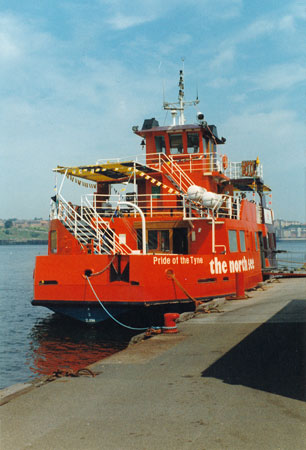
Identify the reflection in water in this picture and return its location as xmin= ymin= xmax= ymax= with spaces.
xmin=26 ymin=303 xmax=190 ymax=377
xmin=27 ymin=314 xmax=138 ymax=376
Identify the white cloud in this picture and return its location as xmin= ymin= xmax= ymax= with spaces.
xmin=210 ymin=47 xmax=235 ymax=70
xmin=206 ymin=77 xmax=235 ymax=89
xmin=159 ymin=34 xmax=192 ymax=56
xmin=106 ymin=13 xmax=156 ymax=30
xmin=0 ymin=15 xmax=22 ymax=62
xmin=251 ymin=63 xmax=306 ymax=91
xmin=278 ymin=15 xmax=295 ymax=31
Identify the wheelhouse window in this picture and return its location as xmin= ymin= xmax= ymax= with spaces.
xmin=228 ymin=230 xmax=238 ymax=252
xmin=155 ymin=135 xmax=166 ymax=153
xmin=239 ymin=231 xmax=246 ymax=252
xmin=169 ymin=134 xmax=183 ymax=154
xmin=187 ymin=133 xmax=199 ymax=153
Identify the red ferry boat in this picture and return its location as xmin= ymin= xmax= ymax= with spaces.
xmin=33 ymin=70 xmax=276 ymax=323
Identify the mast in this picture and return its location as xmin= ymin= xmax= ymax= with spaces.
xmin=163 ymin=63 xmax=199 ymax=125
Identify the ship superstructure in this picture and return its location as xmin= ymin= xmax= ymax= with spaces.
xmin=33 ymin=69 xmax=276 ymax=323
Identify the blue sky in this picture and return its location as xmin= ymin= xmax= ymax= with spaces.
xmin=1 ymin=0 xmax=305 ymax=221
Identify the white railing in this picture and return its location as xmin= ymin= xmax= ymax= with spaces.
xmin=95 ymin=152 xmax=264 ymax=182
xmin=82 ymin=193 xmax=185 ymax=218
xmin=182 ymin=194 xmax=241 ymax=221
xmin=51 ymin=194 xmax=133 ymax=255
xmin=226 ymin=162 xmax=263 ymax=179
xmin=146 ymin=153 xmax=194 ymax=193
xmin=82 ymin=192 xmax=240 ymax=221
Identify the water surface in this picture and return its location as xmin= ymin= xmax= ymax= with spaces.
xmin=0 ymin=245 xmax=135 ymax=389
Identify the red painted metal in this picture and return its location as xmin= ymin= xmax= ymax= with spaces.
xmin=163 ymin=313 xmax=180 ymax=333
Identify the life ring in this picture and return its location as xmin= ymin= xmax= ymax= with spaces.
xmin=222 ymin=154 xmax=228 ymax=170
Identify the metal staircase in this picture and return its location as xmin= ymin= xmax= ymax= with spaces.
xmin=146 ymin=153 xmax=194 ymax=194
xmin=56 ymin=195 xmax=133 ymax=255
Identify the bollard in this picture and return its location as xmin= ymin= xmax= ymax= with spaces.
xmin=235 ymin=272 xmax=246 ymax=298
xmin=163 ymin=313 xmax=180 ymax=333
xmin=227 ymin=272 xmax=248 ymax=300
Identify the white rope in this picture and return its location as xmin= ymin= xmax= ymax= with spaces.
xmin=86 ymin=276 xmax=148 ymax=331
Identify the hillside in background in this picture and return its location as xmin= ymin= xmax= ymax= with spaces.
xmin=0 ymin=219 xmax=48 ymax=244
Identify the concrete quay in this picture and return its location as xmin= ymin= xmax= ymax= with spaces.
xmin=1 ymin=278 xmax=306 ymax=450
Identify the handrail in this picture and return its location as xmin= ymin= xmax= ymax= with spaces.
xmin=182 ymin=193 xmax=240 ymax=221
xmin=82 ymin=192 xmax=240 ymax=221
xmin=226 ymin=161 xmax=263 ymax=179
xmin=81 ymin=195 xmax=134 ymax=254
xmin=55 ymin=193 xmax=133 ymax=255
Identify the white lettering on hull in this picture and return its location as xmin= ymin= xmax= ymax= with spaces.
xmin=152 ymin=255 xmax=255 ymax=273
xmin=153 ymin=256 xmax=204 ymax=265
xmin=209 ymin=256 xmax=255 ymax=274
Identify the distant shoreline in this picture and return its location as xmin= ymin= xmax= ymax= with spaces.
xmin=0 ymin=240 xmax=48 ymax=246
xmin=276 ymin=238 xmax=306 ymax=242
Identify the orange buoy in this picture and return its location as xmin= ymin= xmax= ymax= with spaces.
xmin=163 ymin=313 xmax=180 ymax=333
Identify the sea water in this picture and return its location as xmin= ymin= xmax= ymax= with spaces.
xmin=0 ymin=245 xmax=135 ymax=389
xmin=276 ymin=240 xmax=306 ymax=269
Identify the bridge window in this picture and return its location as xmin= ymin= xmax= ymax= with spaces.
xmin=187 ymin=133 xmax=199 ymax=153
xmin=155 ymin=136 xmax=166 ymax=153
xmin=169 ymin=134 xmax=183 ymax=154
xmin=228 ymin=230 xmax=238 ymax=252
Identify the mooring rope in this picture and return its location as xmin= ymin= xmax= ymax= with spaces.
xmin=85 ymin=276 xmax=148 ymax=331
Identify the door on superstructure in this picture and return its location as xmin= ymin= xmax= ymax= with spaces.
xmin=257 ymin=231 xmax=266 ymax=269
xmin=173 ymin=228 xmax=188 ymax=254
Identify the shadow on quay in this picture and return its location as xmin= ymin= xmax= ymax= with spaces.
xmin=201 ymin=300 xmax=306 ymax=402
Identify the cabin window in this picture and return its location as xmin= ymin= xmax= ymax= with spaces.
xmin=155 ymin=135 xmax=166 ymax=153
xmin=50 ymin=230 xmax=57 ymax=254
xmin=228 ymin=230 xmax=238 ymax=252
xmin=169 ymin=134 xmax=183 ymax=154
xmin=160 ymin=230 xmax=170 ymax=252
xmin=239 ymin=231 xmax=246 ymax=252
xmin=148 ymin=230 xmax=158 ymax=250
xmin=152 ymin=185 xmax=161 ymax=199
xmin=137 ymin=229 xmax=142 ymax=250
xmin=137 ymin=229 xmax=170 ymax=252
xmin=254 ymin=232 xmax=259 ymax=251
xmin=187 ymin=133 xmax=199 ymax=153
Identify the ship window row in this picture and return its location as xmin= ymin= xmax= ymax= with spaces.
xmin=228 ymin=230 xmax=247 ymax=253
xmin=154 ymin=133 xmax=214 ymax=155
xmin=228 ymin=230 xmax=264 ymax=253
xmin=136 ymin=228 xmax=188 ymax=254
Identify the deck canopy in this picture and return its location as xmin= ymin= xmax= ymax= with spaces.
xmin=54 ymin=161 xmax=160 ymax=183
xmin=230 ymin=178 xmax=272 ymax=192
